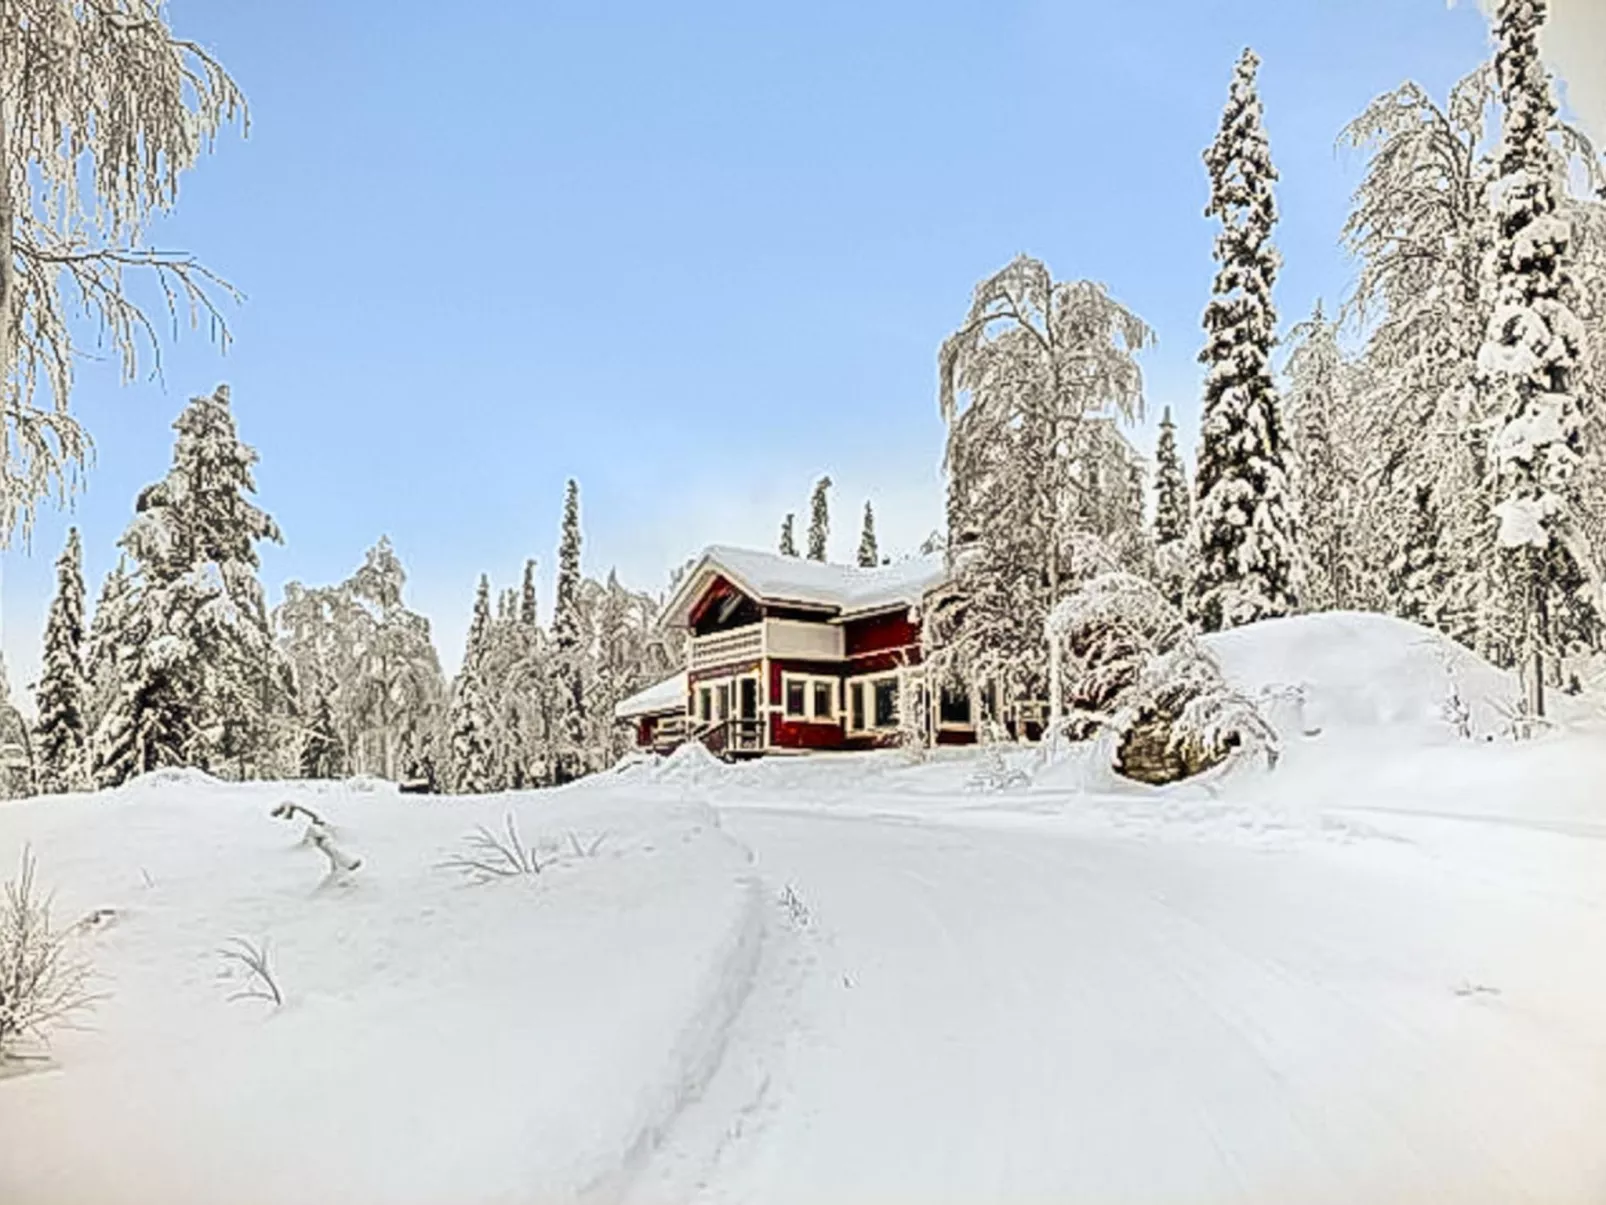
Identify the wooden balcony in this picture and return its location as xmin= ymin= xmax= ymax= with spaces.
xmin=689 ymin=623 xmax=763 ymax=673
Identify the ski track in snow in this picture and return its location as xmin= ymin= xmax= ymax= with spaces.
xmin=640 ymin=800 xmax=1606 ymax=1205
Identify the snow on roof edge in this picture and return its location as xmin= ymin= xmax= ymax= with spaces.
xmin=613 ymin=670 xmax=688 ymax=718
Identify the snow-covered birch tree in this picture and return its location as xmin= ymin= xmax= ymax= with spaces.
xmin=0 ymin=0 xmax=245 ymax=543
xmin=930 ymin=255 xmax=1152 ymax=726
xmin=1188 ymin=48 xmax=1301 ymax=633
xmin=1284 ymin=302 xmax=1358 ymax=612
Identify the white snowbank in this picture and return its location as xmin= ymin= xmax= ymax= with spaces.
xmin=0 ymin=775 xmax=760 ymax=1205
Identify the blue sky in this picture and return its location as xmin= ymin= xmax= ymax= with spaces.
xmin=0 ymin=0 xmax=1515 ymax=693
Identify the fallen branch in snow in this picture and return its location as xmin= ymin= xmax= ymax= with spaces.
xmin=271 ymin=801 xmax=361 ymax=878
xmin=441 ymin=814 xmax=546 ymax=883
xmin=218 ymin=938 xmax=283 ymax=1008
xmin=0 ymin=848 xmax=99 ymax=1061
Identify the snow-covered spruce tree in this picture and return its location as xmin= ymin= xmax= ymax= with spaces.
xmin=1477 ymin=0 xmax=1590 ymax=719
xmin=857 ymin=502 xmax=879 ymax=567
xmin=95 ymin=386 xmax=285 ymax=785
xmin=1152 ymin=407 xmax=1191 ymax=610
xmin=34 ymin=527 xmax=88 ymax=794
xmin=807 ymin=476 xmax=832 ymax=562
xmin=0 ymin=0 xmax=244 ymax=545
xmin=447 ymin=576 xmax=500 ymax=793
xmin=520 ymin=559 xmax=538 ymax=627
xmin=929 ymin=254 xmax=1152 ymax=729
xmin=298 ymin=684 xmax=344 ymax=780
xmin=550 ymin=480 xmax=588 ymax=783
xmin=0 ymin=658 xmax=34 ymax=799
xmin=779 ymin=513 xmax=798 ymax=557
xmin=1388 ymin=483 xmax=1447 ymax=628
xmin=1284 ymin=302 xmax=1359 ymax=612
xmin=1188 ymin=48 xmax=1300 ymax=633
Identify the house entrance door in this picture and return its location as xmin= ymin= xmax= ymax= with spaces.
xmin=736 ymin=676 xmax=761 ymax=752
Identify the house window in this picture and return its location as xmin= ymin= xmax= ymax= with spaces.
xmin=850 ymin=682 xmax=865 ymax=732
xmin=939 ymin=683 xmax=972 ymax=727
xmin=873 ymin=678 xmax=899 ymax=728
xmin=715 ymin=682 xmax=731 ymax=721
xmin=781 ymin=673 xmax=840 ymax=723
xmin=698 ymin=687 xmax=712 ymax=723
xmin=813 ymin=681 xmax=835 ymax=721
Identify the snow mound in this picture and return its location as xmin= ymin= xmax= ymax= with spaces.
xmin=655 ymin=738 xmax=727 ymax=785
xmin=1205 ymin=611 xmax=1521 ymax=742
xmin=0 ymin=777 xmax=761 ymax=1205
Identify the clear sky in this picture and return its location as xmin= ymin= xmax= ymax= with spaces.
xmin=3 ymin=0 xmax=1595 ymax=699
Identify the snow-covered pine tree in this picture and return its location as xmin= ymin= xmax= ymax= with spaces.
xmin=807 ymin=477 xmax=832 ymax=562
xmin=1284 ymin=302 xmax=1358 ymax=612
xmin=95 ymin=385 xmax=285 ymax=785
xmin=1188 ymin=48 xmax=1301 ymax=633
xmin=34 ymin=527 xmax=88 ymax=794
xmin=1478 ymin=0 xmax=1589 ymax=719
xmin=857 ymin=502 xmax=879 ymax=568
xmin=930 ymin=255 xmax=1152 ymax=727
xmin=779 ymin=513 xmax=798 ymax=557
xmin=447 ymin=576 xmax=500 ymax=793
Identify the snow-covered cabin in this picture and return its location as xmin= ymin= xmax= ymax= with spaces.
xmin=615 ymin=545 xmax=976 ymax=756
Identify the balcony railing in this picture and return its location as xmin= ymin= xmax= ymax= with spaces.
xmin=689 ymin=623 xmax=763 ymax=673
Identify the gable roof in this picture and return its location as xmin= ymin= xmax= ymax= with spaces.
xmin=659 ymin=545 xmax=948 ymax=630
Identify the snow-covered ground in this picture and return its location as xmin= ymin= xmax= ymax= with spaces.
xmin=4 ymin=614 xmax=1606 ymax=1203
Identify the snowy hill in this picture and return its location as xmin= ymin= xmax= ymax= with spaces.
xmin=3 ymin=613 xmax=1606 ymax=1204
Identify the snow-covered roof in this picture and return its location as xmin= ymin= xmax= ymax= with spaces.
xmin=613 ymin=671 xmax=688 ymax=719
xmin=659 ymin=545 xmax=948 ymax=629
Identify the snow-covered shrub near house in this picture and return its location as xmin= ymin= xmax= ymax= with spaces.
xmin=1049 ymin=573 xmax=1277 ymax=783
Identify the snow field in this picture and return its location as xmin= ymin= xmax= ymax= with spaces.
xmin=0 ymin=771 xmax=764 ymax=1205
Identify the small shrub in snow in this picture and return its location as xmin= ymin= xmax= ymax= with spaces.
xmin=779 ymin=884 xmax=811 ymax=928
xmin=966 ymin=743 xmax=1030 ymax=793
xmin=565 ymin=831 xmax=607 ymax=860
xmin=0 ymin=848 xmax=97 ymax=1060
xmin=218 ymin=937 xmax=283 ymax=1008
xmin=441 ymin=813 xmax=546 ymax=883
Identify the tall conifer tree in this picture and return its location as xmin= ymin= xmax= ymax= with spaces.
xmin=857 ymin=502 xmax=880 ymax=568
xmin=779 ymin=513 xmax=798 ymax=557
xmin=807 ymin=476 xmax=832 ymax=562
xmin=1478 ymin=0 xmax=1588 ymax=718
xmin=35 ymin=527 xmax=88 ymax=793
xmin=1188 ymin=49 xmax=1300 ymax=632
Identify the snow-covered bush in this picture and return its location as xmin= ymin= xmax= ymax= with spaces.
xmin=1048 ymin=573 xmax=1278 ymax=783
xmin=0 ymin=848 xmax=96 ymax=1060
xmin=441 ymin=814 xmax=546 ymax=883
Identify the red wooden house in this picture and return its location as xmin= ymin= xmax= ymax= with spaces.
xmin=614 ymin=545 xmax=977 ymax=756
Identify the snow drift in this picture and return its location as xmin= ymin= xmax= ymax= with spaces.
xmin=0 ymin=776 xmax=761 ymax=1205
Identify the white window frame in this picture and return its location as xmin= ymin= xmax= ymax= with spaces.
xmin=780 ymin=672 xmax=840 ymax=723
xmin=845 ymin=670 xmax=905 ymax=734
